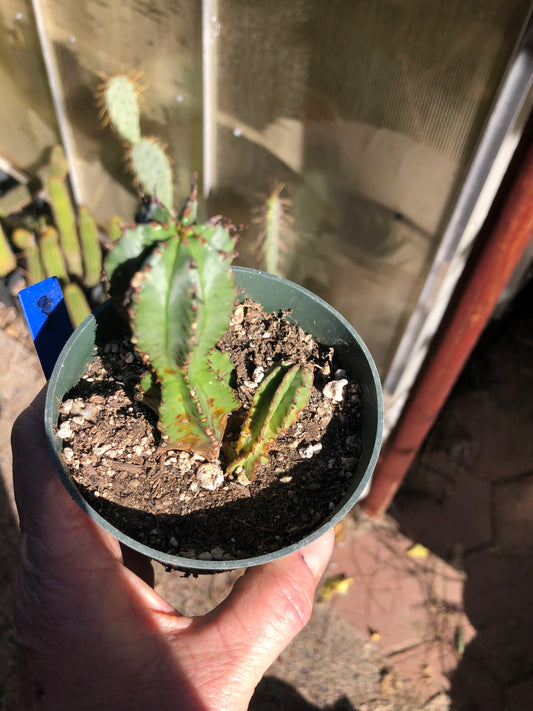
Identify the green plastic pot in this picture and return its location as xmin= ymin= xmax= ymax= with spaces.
xmin=45 ymin=267 xmax=383 ymax=572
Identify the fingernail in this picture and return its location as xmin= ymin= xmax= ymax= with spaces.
xmin=301 ymin=530 xmax=334 ymax=579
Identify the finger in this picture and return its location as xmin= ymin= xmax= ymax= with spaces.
xmin=11 ymin=386 xmax=123 ymax=564
xmin=180 ymin=529 xmax=334 ymax=707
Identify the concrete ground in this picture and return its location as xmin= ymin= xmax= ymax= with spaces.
xmin=1 ymin=273 xmax=532 ymax=710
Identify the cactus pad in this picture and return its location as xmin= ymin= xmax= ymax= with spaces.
xmin=103 ymin=75 xmax=141 ymax=144
xmin=130 ymin=138 xmax=173 ymax=209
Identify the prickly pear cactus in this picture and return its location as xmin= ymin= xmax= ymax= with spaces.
xmin=129 ymin=221 xmax=239 ymax=459
xmin=100 ymin=75 xmax=174 ymax=210
xmin=227 ymin=363 xmax=313 ymax=480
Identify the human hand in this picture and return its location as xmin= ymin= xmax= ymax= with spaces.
xmin=11 ymin=388 xmax=334 ymax=711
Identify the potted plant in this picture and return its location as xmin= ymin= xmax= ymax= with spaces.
xmin=44 ymin=76 xmax=383 ymax=572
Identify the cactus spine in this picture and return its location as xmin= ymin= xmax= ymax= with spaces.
xmin=100 ymin=75 xmax=174 ymax=210
xmin=227 ymin=363 xmax=313 ymax=480
xmin=0 ymin=222 xmax=16 ymax=277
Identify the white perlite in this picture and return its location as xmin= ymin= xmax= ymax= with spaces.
xmin=323 ymin=379 xmax=348 ymax=402
xmin=197 ymin=463 xmax=224 ymax=491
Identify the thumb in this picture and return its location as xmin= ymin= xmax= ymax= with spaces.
xmin=182 ymin=529 xmax=334 ymax=709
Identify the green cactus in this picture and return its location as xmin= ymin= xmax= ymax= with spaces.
xmin=100 ymin=80 xmax=314 ymax=473
xmin=78 ymin=207 xmax=102 ymax=287
xmin=108 ymin=215 xmax=124 ymax=243
xmin=47 ymin=145 xmax=69 ymax=180
xmin=256 ymin=184 xmax=293 ymax=277
xmin=101 ymin=75 xmax=174 ymax=210
xmin=102 ymin=75 xmax=141 ymax=144
xmin=64 ymin=282 xmax=91 ymax=327
xmin=0 ymin=222 xmax=16 ymax=277
xmin=40 ymin=226 xmax=69 ymax=283
xmin=48 ymin=176 xmax=83 ymax=277
xmin=127 ymin=220 xmax=239 ymax=459
xmin=227 ymin=363 xmax=313 ymax=480
xmin=12 ymin=228 xmax=45 ymax=284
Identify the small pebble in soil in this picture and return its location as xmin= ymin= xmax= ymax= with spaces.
xmin=323 ymin=379 xmax=348 ymax=402
xmin=197 ymin=463 xmax=224 ymax=491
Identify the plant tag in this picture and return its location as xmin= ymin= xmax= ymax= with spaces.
xmin=18 ymin=277 xmax=73 ymax=379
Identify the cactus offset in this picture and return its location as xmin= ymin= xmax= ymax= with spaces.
xmin=100 ymin=75 xmax=174 ymax=210
xmin=227 ymin=363 xmax=313 ymax=480
xmin=128 ymin=221 xmax=239 ymax=459
xmin=48 ymin=176 xmax=83 ymax=277
xmin=0 ymin=222 xmax=16 ymax=277
xmin=12 ymin=228 xmax=45 ymax=284
xmin=78 ymin=207 xmax=102 ymax=287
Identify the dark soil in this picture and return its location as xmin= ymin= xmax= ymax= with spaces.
xmin=56 ymin=299 xmax=363 ymax=562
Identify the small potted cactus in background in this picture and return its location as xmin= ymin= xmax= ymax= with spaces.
xmin=45 ymin=75 xmax=383 ymax=572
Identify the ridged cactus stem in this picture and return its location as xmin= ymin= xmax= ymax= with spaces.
xmin=257 ymin=185 xmax=292 ymax=278
xmin=40 ymin=226 xmax=69 ymax=283
xmin=227 ymin=363 xmax=313 ymax=480
xmin=78 ymin=207 xmax=102 ymax=287
xmin=0 ymin=222 xmax=16 ymax=277
xmin=64 ymin=282 xmax=91 ymax=327
xmin=48 ymin=177 xmax=83 ymax=277
xmin=128 ymin=221 xmax=239 ymax=459
xmin=12 ymin=228 xmax=44 ymax=284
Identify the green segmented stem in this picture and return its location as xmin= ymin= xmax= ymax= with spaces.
xmin=78 ymin=207 xmax=102 ymax=287
xmin=12 ymin=228 xmax=44 ymax=284
xmin=227 ymin=363 xmax=313 ymax=480
xmin=64 ymin=282 xmax=91 ymax=327
xmin=130 ymin=222 xmax=238 ymax=459
xmin=40 ymin=226 xmax=68 ymax=283
xmin=48 ymin=177 xmax=83 ymax=277
xmin=0 ymin=222 xmax=16 ymax=277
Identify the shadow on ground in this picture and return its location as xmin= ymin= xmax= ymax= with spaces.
xmin=251 ymin=677 xmax=355 ymax=710
xmin=394 ymin=275 xmax=533 ymax=709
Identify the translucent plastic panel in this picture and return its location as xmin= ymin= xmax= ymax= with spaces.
xmin=211 ymin=0 xmax=531 ymax=374
xmin=0 ymin=0 xmax=59 ymax=170
xmin=33 ymin=0 xmax=203 ymax=221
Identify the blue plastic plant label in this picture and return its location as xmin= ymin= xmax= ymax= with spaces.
xmin=18 ymin=277 xmax=73 ymax=380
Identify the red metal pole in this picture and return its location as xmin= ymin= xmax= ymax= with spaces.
xmin=362 ymin=132 xmax=533 ymax=519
